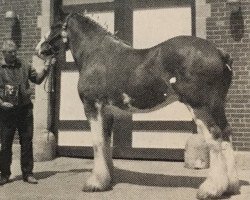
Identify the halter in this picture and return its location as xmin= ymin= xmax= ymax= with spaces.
xmin=41 ymin=13 xmax=73 ymax=56
xmin=61 ymin=13 xmax=73 ymax=43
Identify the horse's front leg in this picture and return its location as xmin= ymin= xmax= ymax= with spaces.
xmin=82 ymin=101 xmax=113 ymax=192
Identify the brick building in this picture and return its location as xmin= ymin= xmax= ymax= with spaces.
xmin=0 ymin=0 xmax=41 ymax=63
xmin=0 ymin=0 xmax=249 ymax=160
xmin=205 ymin=0 xmax=250 ymax=152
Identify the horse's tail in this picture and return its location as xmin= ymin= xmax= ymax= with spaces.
xmin=220 ymin=51 xmax=233 ymax=91
xmin=208 ymin=51 xmax=233 ymax=111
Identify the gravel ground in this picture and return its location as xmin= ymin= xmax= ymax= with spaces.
xmin=1 ymin=156 xmax=250 ymax=200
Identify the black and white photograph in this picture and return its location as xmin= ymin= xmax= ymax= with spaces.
xmin=0 ymin=0 xmax=249 ymax=199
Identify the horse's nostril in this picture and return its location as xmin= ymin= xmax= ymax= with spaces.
xmin=41 ymin=48 xmax=53 ymax=56
xmin=39 ymin=44 xmax=49 ymax=55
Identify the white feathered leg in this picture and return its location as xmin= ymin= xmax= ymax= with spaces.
xmin=188 ymin=106 xmax=229 ymax=199
xmin=222 ymin=139 xmax=240 ymax=195
xmin=83 ymin=102 xmax=112 ymax=192
xmin=196 ymin=120 xmax=229 ymax=199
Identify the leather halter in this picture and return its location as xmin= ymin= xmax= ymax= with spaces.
xmin=41 ymin=13 xmax=73 ymax=56
xmin=61 ymin=13 xmax=73 ymax=43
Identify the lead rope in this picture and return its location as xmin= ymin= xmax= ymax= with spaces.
xmin=43 ymin=56 xmax=56 ymax=93
xmin=42 ymin=62 xmax=55 ymax=141
xmin=43 ymin=66 xmax=54 ymax=93
xmin=43 ymin=71 xmax=49 ymax=92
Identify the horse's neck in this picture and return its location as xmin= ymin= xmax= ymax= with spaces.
xmin=67 ymin=27 xmax=105 ymax=66
xmin=67 ymin=17 xmax=133 ymax=69
xmin=68 ymin=30 xmax=130 ymax=68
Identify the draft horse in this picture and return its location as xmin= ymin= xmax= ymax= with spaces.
xmin=36 ymin=12 xmax=240 ymax=199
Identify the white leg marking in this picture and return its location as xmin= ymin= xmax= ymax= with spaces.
xmin=222 ymin=139 xmax=240 ymax=194
xmin=187 ymin=106 xmax=229 ymax=199
xmin=195 ymin=119 xmax=229 ymax=199
xmin=197 ymin=148 xmax=229 ymax=199
xmin=83 ymin=103 xmax=111 ymax=191
xmin=35 ymin=31 xmax=51 ymax=57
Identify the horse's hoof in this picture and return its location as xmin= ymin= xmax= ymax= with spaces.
xmin=82 ymin=174 xmax=111 ymax=192
xmin=196 ymin=178 xmax=228 ymax=199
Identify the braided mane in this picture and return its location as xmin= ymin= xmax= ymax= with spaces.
xmin=74 ymin=13 xmax=113 ymax=35
xmin=72 ymin=13 xmax=129 ymax=45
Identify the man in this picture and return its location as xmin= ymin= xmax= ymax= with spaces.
xmin=0 ymin=39 xmax=56 ymax=185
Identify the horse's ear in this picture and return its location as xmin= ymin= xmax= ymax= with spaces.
xmin=58 ymin=8 xmax=68 ymax=21
xmin=54 ymin=8 xmax=67 ymax=23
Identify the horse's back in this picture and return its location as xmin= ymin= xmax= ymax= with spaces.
xmin=78 ymin=35 xmax=232 ymax=110
xmin=159 ymin=36 xmax=224 ymax=70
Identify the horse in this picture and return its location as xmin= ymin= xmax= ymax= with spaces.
xmin=35 ymin=11 xmax=240 ymax=199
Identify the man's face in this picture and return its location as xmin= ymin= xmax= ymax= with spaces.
xmin=3 ymin=49 xmax=17 ymax=64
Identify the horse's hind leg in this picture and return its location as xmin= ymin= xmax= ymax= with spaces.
xmin=212 ymin=106 xmax=240 ymax=195
xmin=82 ymin=101 xmax=113 ymax=192
xmin=187 ymin=106 xmax=229 ymax=199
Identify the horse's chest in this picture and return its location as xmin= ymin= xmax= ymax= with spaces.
xmin=77 ymin=66 xmax=126 ymax=105
xmin=77 ymin=66 xmax=106 ymax=99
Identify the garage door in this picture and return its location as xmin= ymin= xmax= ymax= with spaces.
xmin=57 ymin=0 xmax=196 ymax=160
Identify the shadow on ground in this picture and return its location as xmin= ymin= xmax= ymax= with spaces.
xmin=11 ymin=167 xmax=250 ymax=190
xmin=113 ymin=168 xmax=250 ymax=189
xmin=12 ymin=168 xmax=92 ymax=181
xmin=114 ymin=168 xmax=204 ymax=188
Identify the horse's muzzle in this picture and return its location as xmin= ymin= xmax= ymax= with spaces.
xmin=39 ymin=43 xmax=54 ymax=56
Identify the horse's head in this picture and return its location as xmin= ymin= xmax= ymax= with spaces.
xmin=36 ymin=11 xmax=116 ymax=61
xmin=36 ymin=12 xmax=72 ymax=60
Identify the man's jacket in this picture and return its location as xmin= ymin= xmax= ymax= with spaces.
xmin=0 ymin=58 xmax=39 ymax=107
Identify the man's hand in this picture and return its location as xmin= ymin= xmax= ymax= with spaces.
xmin=44 ymin=57 xmax=56 ymax=71
xmin=0 ymin=102 xmax=14 ymax=110
xmin=50 ymin=57 xmax=57 ymax=65
xmin=44 ymin=57 xmax=56 ymax=67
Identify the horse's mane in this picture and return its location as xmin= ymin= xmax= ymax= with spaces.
xmin=72 ymin=13 xmax=111 ymax=35
xmin=72 ymin=13 xmax=130 ymax=46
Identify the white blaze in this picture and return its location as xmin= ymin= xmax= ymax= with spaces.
xmin=35 ymin=31 xmax=51 ymax=57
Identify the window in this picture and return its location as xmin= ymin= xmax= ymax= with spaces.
xmin=133 ymin=7 xmax=192 ymax=49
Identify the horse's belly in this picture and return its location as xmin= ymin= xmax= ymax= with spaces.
xmin=127 ymin=80 xmax=171 ymax=109
xmin=131 ymin=95 xmax=166 ymax=109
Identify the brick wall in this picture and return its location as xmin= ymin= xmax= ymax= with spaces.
xmin=0 ymin=0 xmax=42 ymax=101
xmin=206 ymin=0 xmax=250 ymax=151
xmin=0 ymin=0 xmax=41 ymax=64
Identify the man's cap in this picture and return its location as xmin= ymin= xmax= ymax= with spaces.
xmin=5 ymin=11 xmax=17 ymax=19
xmin=2 ymin=39 xmax=17 ymax=51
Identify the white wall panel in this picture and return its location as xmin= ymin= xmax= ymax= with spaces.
xmin=60 ymin=72 xmax=86 ymax=120
xmin=133 ymin=7 xmax=192 ymax=49
xmin=132 ymin=131 xmax=191 ymax=149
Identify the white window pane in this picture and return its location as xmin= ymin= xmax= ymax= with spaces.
xmin=133 ymin=7 xmax=192 ymax=49
xmin=66 ymin=50 xmax=74 ymax=62
xmin=132 ymin=131 xmax=192 ymax=149
xmin=60 ymin=72 xmax=86 ymax=120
